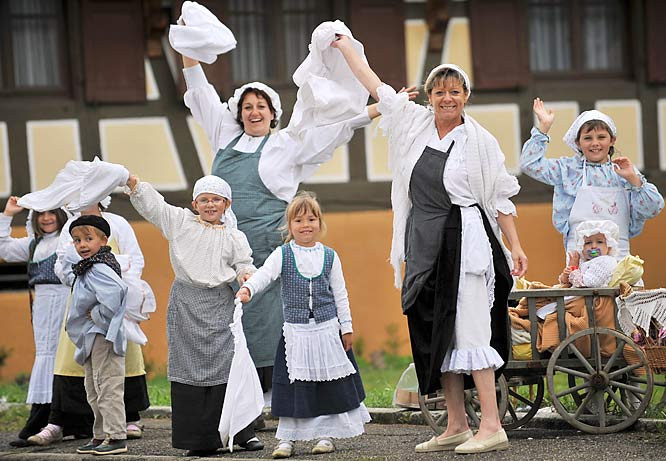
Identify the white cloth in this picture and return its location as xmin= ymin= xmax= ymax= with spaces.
xmin=290 ymin=21 xmax=369 ymax=130
xmin=616 ymin=287 xmax=666 ymax=336
xmin=168 ymin=1 xmax=236 ymax=64
xmin=282 ymin=319 xmax=356 ymax=383
xmin=276 ymin=403 xmax=371 ymax=441
xmin=183 ymin=64 xmax=371 ymax=203
xmin=228 ymin=82 xmax=282 ymax=121
xmin=191 ymin=175 xmax=238 ymax=228
xmin=375 ymin=83 xmax=519 ymax=287
xmin=0 ymin=215 xmax=68 ymax=403
xmin=219 ymin=299 xmax=263 ymax=451
xmin=129 ymin=181 xmax=255 ymax=288
xmin=243 ymin=242 xmax=352 ymax=333
xmin=574 ymin=220 xmax=620 ymax=256
xmin=18 ymin=157 xmax=128 ymax=213
xmin=424 ymin=63 xmax=472 ymax=95
xmin=569 ymin=255 xmax=617 ymax=288
xmin=566 ymin=160 xmax=631 ymax=261
xmin=563 ymin=110 xmax=617 ymax=155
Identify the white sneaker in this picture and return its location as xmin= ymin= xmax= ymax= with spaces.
xmin=27 ymin=424 xmax=63 ymax=446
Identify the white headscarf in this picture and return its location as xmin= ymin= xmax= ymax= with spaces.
xmin=227 ymin=82 xmax=282 ymax=122
xmin=575 ymin=220 xmax=619 ymax=256
xmin=192 ymin=175 xmax=237 ymax=228
xmin=563 ymin=110 xmax=617 ymax=155
xmin=424 ymin=63 xmax=472 ymax=96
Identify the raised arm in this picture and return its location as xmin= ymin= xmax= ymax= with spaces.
xmin=126 ymin=174 xmax=186 ymax=241
xmin=0 ymin=197 xmax=30 ymax=262
xmin=332 ymin=35 xmax=383 ymax=101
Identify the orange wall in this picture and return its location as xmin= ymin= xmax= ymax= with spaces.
xmin=2 ymin=204 xmax=665 ymax=380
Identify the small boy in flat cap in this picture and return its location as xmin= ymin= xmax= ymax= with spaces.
xmin=66 ymin=215 xmax=129 ymax=455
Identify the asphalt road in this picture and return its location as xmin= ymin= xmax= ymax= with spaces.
xmin=2 ymin=417 xmax=665 ymax=460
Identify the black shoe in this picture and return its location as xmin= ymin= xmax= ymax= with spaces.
xmin=92 ymin=439 xmax=127 ymax=455
xmin=9 ymin=438 xmax=29 ymax=448
xmin=76 ymin=438 xmax=105 ymax=454
xmin=239 ymin=437 xmax=264 ymax=451
xmin=186 ymin=449 xmax=219 ymax=457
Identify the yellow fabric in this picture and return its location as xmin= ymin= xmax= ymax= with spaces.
xmin=512 ymin=343 xmax=532 ymax=360
xmin=53 ymin=237 xmax=146 ymax=377
xmin=609 ymin=254 xmax=644 ymax=287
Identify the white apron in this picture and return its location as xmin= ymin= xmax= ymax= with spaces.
xmin=566 ymin=159 xmax=630 ymax=260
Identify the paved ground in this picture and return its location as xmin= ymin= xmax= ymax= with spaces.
xmin=1 ymin=416 xmax=665 ymax=460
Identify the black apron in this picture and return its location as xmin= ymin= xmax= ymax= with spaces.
xmin=403 ymin=144 xmax=511 ymax=395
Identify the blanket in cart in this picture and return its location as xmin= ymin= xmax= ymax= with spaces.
xmin=509 ymin=281 xmax=616 ymax=358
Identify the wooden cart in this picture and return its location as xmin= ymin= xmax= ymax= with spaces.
xmin=418 ymin=287 xmax=666 ymax=434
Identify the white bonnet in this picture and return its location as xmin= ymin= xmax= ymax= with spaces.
xmin=424 ymin=63 xmax=471 ymax=96
xmin=227 ymin=82 xmax=282 ymax=121
xmin=563 ymin=110 xmax=617 ymax=155
xmin=575 ymin=220 xmax=619 ymax=256
xmin=192 ymin=175 xmax=232 ymax=201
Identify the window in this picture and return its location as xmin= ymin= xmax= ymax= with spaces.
xmin=0 ymin=0 xmax=67 ymax=92
xmin=528 ymin=0 xmax=627 ymax=75
xmin=227 ymin=0 xmax=332 ymax=85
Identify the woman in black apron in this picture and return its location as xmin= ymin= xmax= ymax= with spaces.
xmin=334 ymin=36 xmax=528 ymax=455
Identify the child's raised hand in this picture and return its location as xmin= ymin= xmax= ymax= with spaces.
xmin=331 ymin=34 xmax=351 ymax=50
xmin=342 ymin=332 xmax=353 ymax=352
xmin=611 ymin=157 xmax=641 ymax=186
xmin=558 ymin=267 xmax=572 ymax=285
xmin=568 ymin=251 xmax=581 ymax=267
xmin=398 ymin=85 xmax=419 ymax=101
xmin=3 ymin=196 xmax=24 ymax=217
xmin=126 ymin=174 xmax=139 ymax=191
xmin=533 ymin=97 xmax=555 ymax=134
xmin=236 ymin=287 xmax=251 ymax=303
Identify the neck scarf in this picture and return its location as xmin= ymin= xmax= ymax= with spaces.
xmin=72 ymin=246 xmax=122 ymax=279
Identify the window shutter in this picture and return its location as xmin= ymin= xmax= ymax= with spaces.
xmin=171 ymin=0 xmax=233 ymax=100
xmin=645 ymin=0 xmax=666 ymax=83
xmin=82 ymin=0 xmax=146 ymax=102
xmin=468 ymin=0 xmax=528 ymax=90
xmin=348 ymin=0 xmax=406 ymax=93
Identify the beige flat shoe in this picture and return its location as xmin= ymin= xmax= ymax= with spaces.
xmin=454 ymin=428 xmax=509 ymax=454
xmin=415 ymin=429 xmax=473 ymax=453
xmin=272 ymin=441 xmax=294 ymax=459
xmin=312 ymin=438 xmax=335 ymax=454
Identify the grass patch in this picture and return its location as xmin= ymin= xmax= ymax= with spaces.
xmin=0 ymin=381 xmax=28 ymax=403
xmin=0 ymin=404 xmax=30 ymax=431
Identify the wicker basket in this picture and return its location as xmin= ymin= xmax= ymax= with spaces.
xmin=642 ymin=344 xmax=666 ymax=374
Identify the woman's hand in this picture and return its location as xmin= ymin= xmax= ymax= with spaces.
xmin=342 ymin=332 xmax=353 ymax=351
xmin=533 ymin=97 xmax=555 ymax=134
xmin=3 ymin=196 xmax=24 ymax=217
xmin=398 ymin=85 xmax=419 ymax=101
xmin=236 ymin=287 xmax=251 ymax=303
xmin=126 ymin=174 xmax=139 ymax=191
xmin=611 ymin=156 xmax=642 ymax=187
xmin=510 ymin=245 xmax=528 ymax=277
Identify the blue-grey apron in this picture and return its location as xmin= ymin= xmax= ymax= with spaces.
xmin=212 ymin=133 xmax=287 ymax=368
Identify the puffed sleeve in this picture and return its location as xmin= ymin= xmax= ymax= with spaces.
xmin=491 ymin=138 xmax=519 ymax=217
xmin=128 ymin=181 xmax=188 ymax=242
xmin=0 ymin=214 xmax=31 ymax=262
xmin=229 ymin=229 xmax=257 ymax=283
xmin=625 ymin=170 xmax=664 ymax=237
xmin=520 ymin=127 xmax=565 ymax=186
xmin=55 ymin=218 xmax=78 ymax=287
xmin=108 ymin=213 xmax=145 ymax=280
xmin=183 ymin=64 xmax=242 ymax=152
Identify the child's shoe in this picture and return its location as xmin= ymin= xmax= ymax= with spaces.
xmin=312 ymin=438 xmax=335 ymax=454
xmin=92 ymin=438 xmax=128 ymax=456
xmin=126 ymin=422 xmax=143 ymax=439
xmin=77 ymin=438 xmax=105 ymax=454
xmin=272 ymin=440 xmax=294 ymax=459
xmin=26 ymin=424 xmax=63 ymax=446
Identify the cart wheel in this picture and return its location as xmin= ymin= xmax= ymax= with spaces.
xmin=418 ymin=375 xmax=508 ymax=434
xmin=546 ymin=327 xmax=654 ymax=434
xmin=503 ymin=376 xmax=545 ymax=430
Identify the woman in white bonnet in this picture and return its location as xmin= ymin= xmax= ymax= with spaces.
xmin=521 ymin=99 xmax=663 ymax=263
xmin=333 ymin=35 xmax=528 ymax=454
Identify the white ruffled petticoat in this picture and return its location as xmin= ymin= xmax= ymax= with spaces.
xmin=283 ymin=318 xmax=356 ymax=383
xmin=276 ymin=403 xmax=371 ymax=441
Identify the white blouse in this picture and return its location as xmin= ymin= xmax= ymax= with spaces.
xmin=243 ymin=241 xmax=352 ymax=334
xmin=129 ymin=181 xmax=255 ymax=288
xmin=0 ymin=214 xmax=60 ymax=262
xmin=183 ymin=64 xmax=371 ymax=202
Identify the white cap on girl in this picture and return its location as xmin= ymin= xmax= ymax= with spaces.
xmin=227 ymin=82 xmax=282 ymax=121
xmin=192 ymin=175 xmax=237 ymax=228
xmin=563 ymin=110 xmax=617 ymax=155
xmin=575 ymin=220 xmax=619 ymax=256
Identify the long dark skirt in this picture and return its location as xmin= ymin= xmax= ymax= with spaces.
xmin=17 ymin=403 xmax=51 ymax=439
xmin=271 ymin=334 xmax=366 ymax=418
xmin=49 ymin=374 xmax=150 ymax=436
xmin=170 ymin=381 xmax=255 ymax=450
